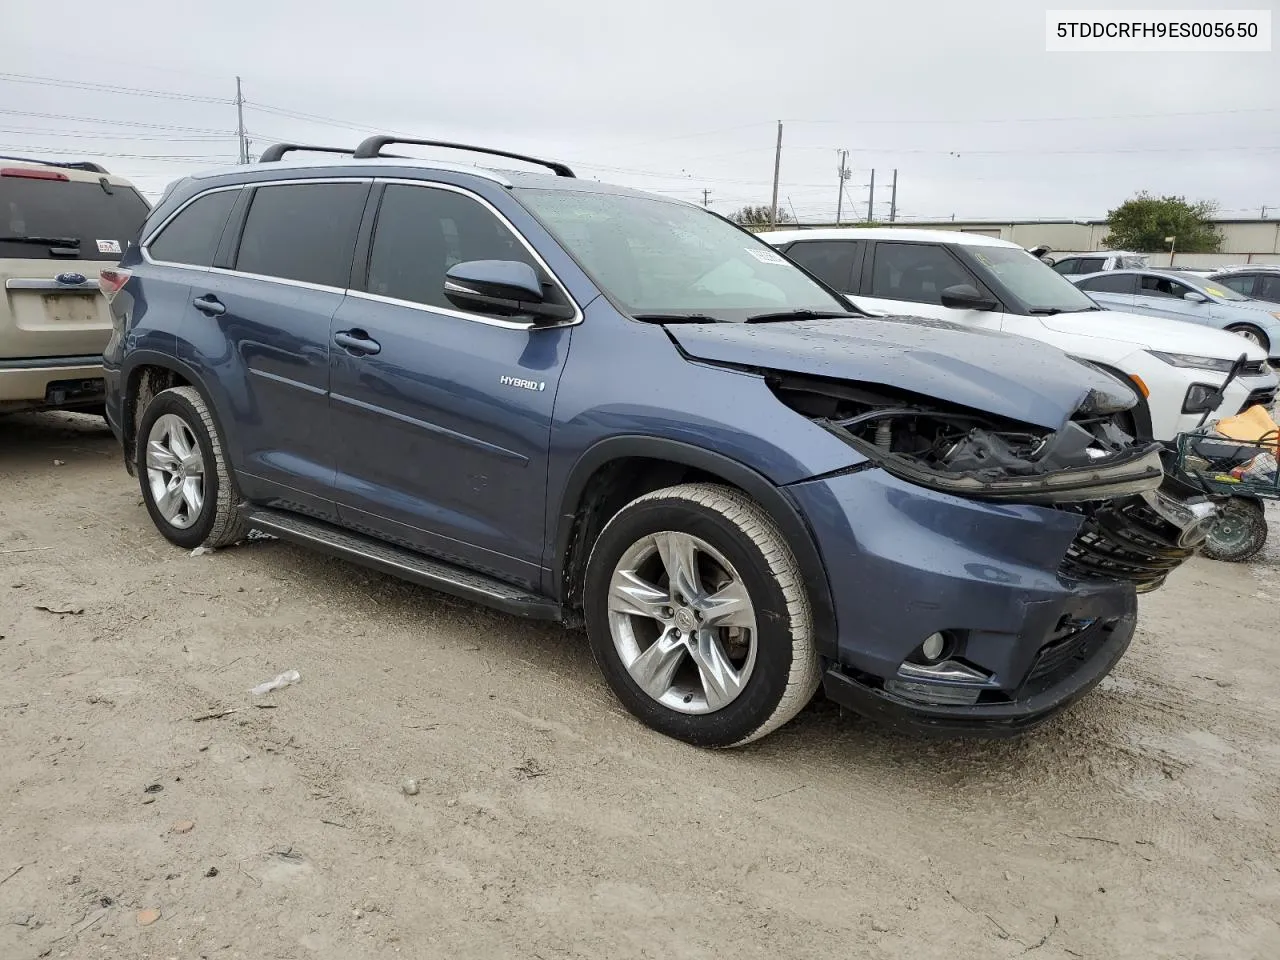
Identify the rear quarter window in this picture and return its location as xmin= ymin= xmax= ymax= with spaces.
xmin=233 ymin=182 xmax=368 ymax=288
xmin=147 ymin=189 xmax=238 ymax=267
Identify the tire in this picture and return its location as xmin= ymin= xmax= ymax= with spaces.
xmin=135 ymin=385 xmax=248 ymax=550
xmin=1201 ymin=497 xmax=1268 ymax=563
xmin=583 ymin=482 xmax=820 ymax=747
xmin=1225 ymin=324 xmax=1270 ymax=353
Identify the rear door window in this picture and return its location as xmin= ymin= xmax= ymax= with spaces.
xmin=147 ymin=190 xmax=238 ymax=267
xmin=1079 ymin=273 xmax=1137 ymax=294
xmin=869 ymin=242 xmax=974 ymax=305
xmin=1218 ymin=274 xmax=1257 ymax=297
xmin=0 ymin=171 xmax=150 ymax=260
xmin=784 ymin=240 xmax=862 ymax=291
xmin=234 ymin=182 xmax=367 ymax=288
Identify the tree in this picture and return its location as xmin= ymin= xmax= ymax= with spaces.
xmin=729 ymin=205 xmax=794 ymax=227
xmin=1103 ymin=193 xmax=1223 ymax=253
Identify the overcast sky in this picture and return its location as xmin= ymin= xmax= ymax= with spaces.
xmin=1 ymin=0 xmax=1276 ymax=221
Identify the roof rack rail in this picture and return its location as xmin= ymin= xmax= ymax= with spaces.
xmin=258 ymin=143 xmax=355 ymax=163
xmin=351 ymin=136 xmax=575 ymax=178
xmin=0 ymin=153 xmax=109 ymax=174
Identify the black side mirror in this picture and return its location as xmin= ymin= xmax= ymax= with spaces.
xmin=940 ymin=283 xmax=997 ymax=311
xmin=444 ymin=260 xmax=574 ymax=323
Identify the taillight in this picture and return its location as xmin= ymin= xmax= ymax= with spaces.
xmin=99 ymin=268 xmax=131 ymax=301
xmin=1 ymin=167 xmax=69 ymax=181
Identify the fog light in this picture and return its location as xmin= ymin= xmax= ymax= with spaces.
xmin=921 ymin=632 xmax=946 ymax=662
xmin=1182 ymin=383 xmax=1220 ymax=415
xmin=885 ymin=678 xmax=983 ymax=706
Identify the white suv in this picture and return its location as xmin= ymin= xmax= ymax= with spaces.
xmin=1 ymin=155 xmax=149 ymax=415
xmin=759 ymin=227 xmax=1277 ymax=441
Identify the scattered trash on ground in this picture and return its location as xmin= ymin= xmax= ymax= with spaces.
xmin=245 ymin=529 xmax=277 ymax=542
xmin=191 ymin=708 xmax=238 ymax=722
xmin=250 ymin=669 xmax=301 ymax=696
xmin=190 ymin=546 xmax=214 ymax=557
xmin=52 ymin=459 xmax=65 ymax=467
xmin=204 ymin=866 xmax=219 ymax=877
xmin=514 ymin=758 xmax=549 ymax=780
xmin=135 ymin=908 xmax=161 ymax=927
xmin=34 ymin=604 xmax=84 ymax=616
xmin=401 ymin=778 xmax=420 ymax=796
xmin=143 ymin=783 xmax=163 ymax=794
xmin=171 ymin=820 xmax=195 ymax=834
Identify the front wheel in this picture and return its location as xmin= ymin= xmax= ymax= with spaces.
xmin=583 ymin=483 xmax=820 ymax=747
xmin=136 ymin=385 xmax=248 ymax=550
xmin=1201 ymin=497 xmax=1268 ymax=563
xmin=1225 ymin=324 xmax=1270 ymax=353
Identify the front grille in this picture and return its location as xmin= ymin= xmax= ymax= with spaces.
xmin=1060 ymin=499 xmax=1196 ymax=593
xmin=1240 ymin=387 xmax=1277 ymax=413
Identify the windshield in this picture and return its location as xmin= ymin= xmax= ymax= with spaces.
xmin=0 ymin=175 xmax=149 ymax=260
xmin=966 ymin=245 xmax=1100 ymax=313
xmin=1184 ymin=275 xmax=1250 ymax=301
xmin=515 ymin=188 xmax=846 ymax=320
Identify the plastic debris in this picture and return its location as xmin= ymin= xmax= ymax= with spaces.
xmin=250 ymin=669 xmax=301 ymax=696
xmin=136 ymin=908 xmax=161 ymax=926
xmin=171 ymin=820 xmax=195 ymax=834
xmin=401 ymin=778 xmax=420 ymax=796
xmin=190 ymin=546 xmax=214 ymax=557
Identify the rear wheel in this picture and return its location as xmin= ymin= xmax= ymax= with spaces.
xmin=1225 ymin=324 xmax=1270 ymax=353
xmin=136 ymin=386 xmax=248 ymax=550
xmin=583 ymin=483 xmax=820 ymax=747
xmin=1201 ymin=497 xmax=1268 ymax=563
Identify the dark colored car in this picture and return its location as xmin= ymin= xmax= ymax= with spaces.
xmin=101 ymin=137 xmax=1215 ymax=747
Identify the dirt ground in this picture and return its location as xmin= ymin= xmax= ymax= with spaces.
xmin=1 ymin=410 xmax=1278 ymax=960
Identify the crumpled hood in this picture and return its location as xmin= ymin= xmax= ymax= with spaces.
xmin=665 ymin=314 xmax=1130 ymax=430
xmin=1040 ymin=309 xmax=1269 ymax=361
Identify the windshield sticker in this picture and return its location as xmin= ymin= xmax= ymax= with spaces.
xmin=96 ymin=239 xmax=121 ymax=254
xmin=746 ymin=248 xmax=787 ymax=265
xmin=1204 ymin=286 xmax=1226 ymax=297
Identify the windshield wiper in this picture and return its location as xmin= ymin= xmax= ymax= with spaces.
xmin=0 ymin=235 xmax=80 ymax=247
xmin=744 ymin=309 xmax=856 ymax=324
xmin=1028 ymin=306 xmax=1100 ymax=315
xmin=632 ymin=313 xmax=722 ymax=324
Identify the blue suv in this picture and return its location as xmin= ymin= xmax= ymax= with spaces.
xmin=102 ymin=137 xmax=1215 ymax=746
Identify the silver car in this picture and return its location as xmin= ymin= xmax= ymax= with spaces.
xmin=1072 ymin=268 xmax=1280 ymax=361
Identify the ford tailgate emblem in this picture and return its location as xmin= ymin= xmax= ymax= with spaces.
xmin=56 ymin=272 xmax=87 ymax=285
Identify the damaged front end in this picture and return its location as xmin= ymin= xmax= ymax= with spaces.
xmin=771 ymin=372 xmax=1217 ymax=593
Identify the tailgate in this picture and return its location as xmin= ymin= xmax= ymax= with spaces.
xmin=0 ymin=256 xmax=112 ymax=360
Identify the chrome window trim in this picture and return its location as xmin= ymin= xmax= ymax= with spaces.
xmin=138 ymin=175 xmax=582 ymax=330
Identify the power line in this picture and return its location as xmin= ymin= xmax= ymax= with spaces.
xmin=0 ymin=107 xmax=233 ymax=135
xmin=0 ymin=125 xmax=233 ymax=142
xmin=0 ymin=72 xmax=230 ymax=104
xmin=0 ymin=144 xmax=236 ymax=163
xmin=782 ymin=106 xmax=1280 ymax=125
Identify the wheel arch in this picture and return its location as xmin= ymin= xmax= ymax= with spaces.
xmin=120 ymin=352 xmax=226 ymax=475
xmin=549 ymin=436 xmax=838 ymax=659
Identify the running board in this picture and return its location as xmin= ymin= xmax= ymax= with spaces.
xmin=243 ymin=507 xmax=561 ymax=621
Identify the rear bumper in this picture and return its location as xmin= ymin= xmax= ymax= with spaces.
xmin=0 ymin=355 xmax=105 ymax=407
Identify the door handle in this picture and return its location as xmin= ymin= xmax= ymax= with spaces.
xmin=192 ymin=295 xmax=226 ymax=316
xmin=334 ymin=330 xmax=381 ymax=356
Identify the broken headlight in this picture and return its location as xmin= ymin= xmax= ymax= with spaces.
xmin=771 ymin=375 xmax=1164 ymax=504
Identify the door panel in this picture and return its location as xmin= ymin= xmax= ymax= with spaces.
xmin=1131 ymin=274 xmax=1208 ymax=328
xmin=181 ymin=273 xmax=344 ymax=518
xmin=328 ymin=182 xmax=575 ymax=587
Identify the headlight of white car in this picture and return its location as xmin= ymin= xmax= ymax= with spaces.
xmin=1148 ymin=351 xmax=1236 ymax=372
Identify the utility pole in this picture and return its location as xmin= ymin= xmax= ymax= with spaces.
xmin=835 ymin=150 xmax=849 ymax=224
xmin=235 ymin=76 xmax=248 ymax=164
xmin=889 ymin=169 xmax=898 ymax=223
xmin=769 ymin=121 xmax=783 ymax=228
xmin=702 ymin=188 xmax=711 ymax=207
xmin=866 ymin=169 xmax=876 ymax=224
xmin=1264 ymin=205 xmax=1271 ymax=219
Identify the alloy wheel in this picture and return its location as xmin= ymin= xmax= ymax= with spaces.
xmin=145 ymin=414 xmax=206 ymax=530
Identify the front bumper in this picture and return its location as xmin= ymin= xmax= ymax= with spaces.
xmin=786 ymin=467 xmax=1184 ymax=734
